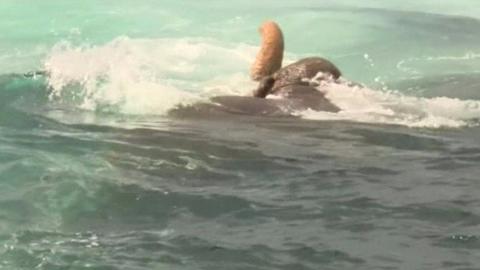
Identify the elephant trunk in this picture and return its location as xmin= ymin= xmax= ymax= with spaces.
xmin=250 ymin=21 xmax=284 ymax=81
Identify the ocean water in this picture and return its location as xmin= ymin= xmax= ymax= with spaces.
xmin=1 ymin=1 xmax=480 ymax=269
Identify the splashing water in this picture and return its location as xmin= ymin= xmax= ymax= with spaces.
xmin=45 ymin=37 xmax=258 ymax=114
xmin=43 ymin=38 xmax=480 ymax=128
xmin=295 ymin=76 xmax=480 ymax=128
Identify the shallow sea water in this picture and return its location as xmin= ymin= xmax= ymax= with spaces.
xmin=1 ymin=1 xmax=480 ymax=269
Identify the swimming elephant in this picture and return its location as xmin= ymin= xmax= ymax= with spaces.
xmin=250 ymin=21 xmax=342 ymax=112
xmin=170 ymin=20 xmax=341 ymax=118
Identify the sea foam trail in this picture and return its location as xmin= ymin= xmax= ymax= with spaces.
xmin=45 ymin=37 xmax=258 ymax=114
xmin=297 ymin=77 xmax=480 ymax=128
xmin=44 ymin=37 xmax=480 ymax=128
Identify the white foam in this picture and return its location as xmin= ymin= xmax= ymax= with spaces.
xmin=44 ymin=37 xmax=257 ymax=114
xmin=297 ymin=77 xmax=480 ymax=128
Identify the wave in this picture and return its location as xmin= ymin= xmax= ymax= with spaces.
xmin=41 ymin=37 xmax=480 ymax=128
xmin=44 ymin=37 xmax=258 ymax=114
xmin=299 ymin=77 xmax=480 ymax=128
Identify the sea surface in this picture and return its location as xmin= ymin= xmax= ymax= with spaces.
xmin=1 ymin=1 xmax=480 ymax=269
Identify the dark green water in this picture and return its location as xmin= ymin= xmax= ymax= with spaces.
xmin=1 ymin=75 xmax=480 ymax=269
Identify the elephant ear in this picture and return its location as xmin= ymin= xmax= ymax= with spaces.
xmin=252 ymin=76 xmax=275 ymax=98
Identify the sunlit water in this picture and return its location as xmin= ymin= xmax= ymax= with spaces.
xmin=1 ymin=1 xmax=480 ymax=269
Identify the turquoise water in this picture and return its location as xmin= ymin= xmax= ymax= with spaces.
xmin=1 ymin=1 xmax=480 ymax=269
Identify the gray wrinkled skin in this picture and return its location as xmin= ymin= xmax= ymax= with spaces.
xmin=169 ymin=86 xmax=339 ymax=119
xmin=272 ymin=57 xmax=341 ymax=92
xmin=253 ymin=57 xmax=342 ymax=98
xmin=272 ymin=84 xmax=340 ymax=112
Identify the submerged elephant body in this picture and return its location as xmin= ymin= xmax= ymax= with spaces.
xmin=169 ymin=84 xmax=339 ymax=119
xmin=209 ymin=84 xmax=339 ymax=114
